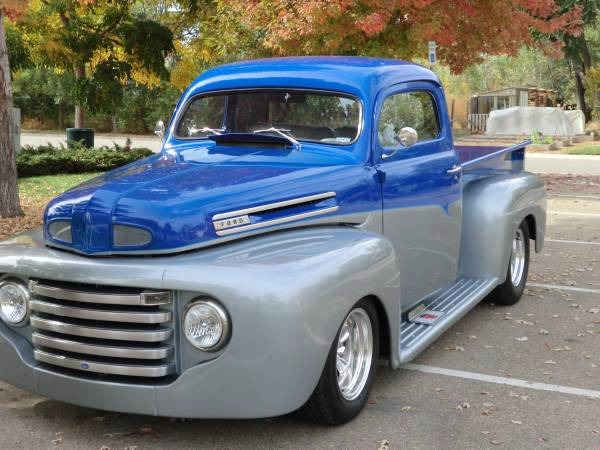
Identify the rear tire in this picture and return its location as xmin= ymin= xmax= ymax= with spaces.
xmin=487 ymin=221 xmax=530 ymax=306
xmin=301 ymin=299 xmax=379 ymax=425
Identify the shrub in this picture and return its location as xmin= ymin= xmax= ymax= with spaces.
xmin=17 ymin=143 xmax=154 ymax=178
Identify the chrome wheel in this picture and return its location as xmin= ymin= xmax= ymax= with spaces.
xmin=336 ymin=308 xmax=373 ymax=401
xmin=510 ymin=228 xmax=526 ymax=286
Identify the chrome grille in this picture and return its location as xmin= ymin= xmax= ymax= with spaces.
xmin=29 ymin=280 xmax=175 ymax=379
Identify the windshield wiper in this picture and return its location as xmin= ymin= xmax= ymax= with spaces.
xmin=188 ymin=126 xmax=225 ymax=136
xmin=253 ymin=127 xmax=301 ymax=150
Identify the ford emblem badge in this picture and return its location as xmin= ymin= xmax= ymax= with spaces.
xmin=81 ymin=362 xmax=90 ymax=370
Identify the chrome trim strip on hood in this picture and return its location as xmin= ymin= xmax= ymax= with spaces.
xmin=215 ymin=206 xmax=339 ymax=236
xmin=212 ymin=192 xmax=336 ymax=220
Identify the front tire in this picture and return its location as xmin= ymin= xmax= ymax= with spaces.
xmin=301 ymin=299 xmax=379 ymax=425
xmin=488 ymin=221 xmax=530 ymax=306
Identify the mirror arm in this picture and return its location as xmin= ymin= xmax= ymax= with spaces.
xmin=154 ymin=120 xmax=166 ymax=141
xmin=381 ymin=148 xmax=400 ymax=160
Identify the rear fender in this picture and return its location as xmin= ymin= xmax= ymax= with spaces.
xmin=459 ymin=172 xmax=546 ymax=281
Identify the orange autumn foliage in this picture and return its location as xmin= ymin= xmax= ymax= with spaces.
xmin=0 ymin=0 xmax=28 ymax=19
xmin=232 ymin=0 xmax=583 ymax=72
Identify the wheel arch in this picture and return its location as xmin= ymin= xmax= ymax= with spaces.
xmin=363 ymin=294 xmax=392 ymax=361
xmin=524 ymin=214 xmax=536 ymax=241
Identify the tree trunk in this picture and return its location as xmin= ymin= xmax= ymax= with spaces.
xmin=111 ymin=115 xmax=118 ymax=133
xmin=574 ymin=69 xmax=590 ymax=122
xmin=0 ymin=10 xmax=23 ymax=218
xmin=74 ymin=65 xmax=85 ymax=128
xmin=58 ymin=102 xmax=64 ymax=130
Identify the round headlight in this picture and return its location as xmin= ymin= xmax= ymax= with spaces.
xmin=0 ymin=281 xmax=29 ymax=325
xmin=183 ymin=299 xmax=230 ymax=351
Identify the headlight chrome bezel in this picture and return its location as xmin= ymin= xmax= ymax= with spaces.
xmin=0 ymin=280 xmax=30 ymax=326
xmin=183 ymin=298 xmax=230 ymax=352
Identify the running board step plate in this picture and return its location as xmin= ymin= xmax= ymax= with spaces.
xmin=400 ymin=277 xmax=497 ymax=363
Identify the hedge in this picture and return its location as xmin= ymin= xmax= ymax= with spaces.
xmin=17 ymin=143 xmax=154 ymax=178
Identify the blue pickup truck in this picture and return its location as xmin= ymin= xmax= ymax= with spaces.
xmin=0 ymin=57 xmax=546 ymax=424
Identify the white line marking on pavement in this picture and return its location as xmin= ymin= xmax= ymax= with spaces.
xmin=549 ymin=194 xmax=600 ymax=201
xmin=546 ymin=238 xmax=600 ymax=246
xmin=549 ymin=211 xmax=600 ymax=217
xmin=402 ymin=363 xmax=600 ymax=399
xmin=549 ymin=194 xmax=600 ymax=200
xmin=527 ymin=283 xmax=600 ymax=295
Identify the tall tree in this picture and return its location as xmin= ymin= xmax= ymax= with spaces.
xmin=550 ymin=0 xmax=599 ymax=121
xmin=0 ymin=0 xmax=27 ymax=218
xmin=227 ymin=0 xmax=583 ymax=73
xmin=20 ymin=0 xmax=175 ymax=127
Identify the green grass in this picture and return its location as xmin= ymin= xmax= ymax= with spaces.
xmin=18 ymin=172 xmax=102 ymax=206
xmin=565 ymin=144 xmax=600 ymax=155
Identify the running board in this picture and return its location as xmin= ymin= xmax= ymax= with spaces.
xmin=399 ymin=277 xmax=497 ymax=363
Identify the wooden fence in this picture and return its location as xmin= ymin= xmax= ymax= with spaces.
xmin=468 ymin=114 xmax=489 ymax=133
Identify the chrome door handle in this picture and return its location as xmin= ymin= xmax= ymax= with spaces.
xmin=447 ymin=165 xmax=462 ymax=175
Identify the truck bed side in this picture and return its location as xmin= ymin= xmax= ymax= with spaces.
xmin=455 ymin=141 xmax=529 ymax=173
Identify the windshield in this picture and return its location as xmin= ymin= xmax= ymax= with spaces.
xmin=175 ymin=90 xmax=361 ymax=145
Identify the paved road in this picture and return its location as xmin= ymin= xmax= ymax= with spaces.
xmin=526 ymin=153 xmax=600 ymax=176
xmin=21 ymin=131 xmax=163 ymax=153
xmin=0 ymin=192 xmax=599 ymax=449
xmin=21 ymin=132 xmax=600 ymax=175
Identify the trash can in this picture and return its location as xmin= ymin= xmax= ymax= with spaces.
xmin=66 ymin=128 xmax=94 ymax=148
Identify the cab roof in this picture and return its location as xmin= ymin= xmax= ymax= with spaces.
xmin=184 ymin=56 xmax=440 ymax=101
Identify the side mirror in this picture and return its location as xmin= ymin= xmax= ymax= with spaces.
xmin=154 ymin=120 xmax=166 ymax=139
xmin=398 ymin=127 xmax=418 ymax=147
xmin=382 ymin=127 xmax=418 ymax=160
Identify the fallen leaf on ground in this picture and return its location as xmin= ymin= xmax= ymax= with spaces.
xmin=377 ymin=439 xmax=390 ymax=450
xmin=445 ymin=345 xmax=465 ymax=352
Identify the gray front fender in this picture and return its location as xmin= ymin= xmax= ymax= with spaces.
xmin=0 ymin=227 xmax=400 ymax=418
xmin=156 ymin=226 xmax=401 ymax=416
xmin=459 ymin=171 xmax=546 ymax=281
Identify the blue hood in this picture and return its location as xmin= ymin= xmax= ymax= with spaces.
xmin=44 ymin=144 xmax=375 ymax=255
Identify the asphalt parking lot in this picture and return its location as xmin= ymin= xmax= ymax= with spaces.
xmin=0 ymin=176 xmax=599 ymax=450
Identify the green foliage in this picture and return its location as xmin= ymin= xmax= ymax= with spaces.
xmin=12 ymin=65 xmax=178 ymax=132
xmin=115 ymin=82 xmax=180 ymax=133
xmin=12 ymin=67 xmax=75 ymax=127
xmin=77 ymin=57 xmax=132 ymax=115
xmin=17 ymin=143 xmax=153 ymax=177
xmin=18 ymin=0 xmax=175 ymax=124
xmin=5 ymin=21 xmax=29 ymax=72
xmin=461 ymin=47 xmax=574 ymax=103
xmin=119 ymin=19 xmax=173 ymax=80
xmin=530 ymin=130 xmax=555 ymax=145
xmin=565 ymin=144 xmax=600 ymax=155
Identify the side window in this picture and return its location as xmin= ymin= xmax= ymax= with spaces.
xmin=378 ymin=91 xmax=440 ymax=147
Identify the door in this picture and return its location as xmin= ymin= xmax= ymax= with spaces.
xmin=375 ymin=82 xmax=462 ymax=311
